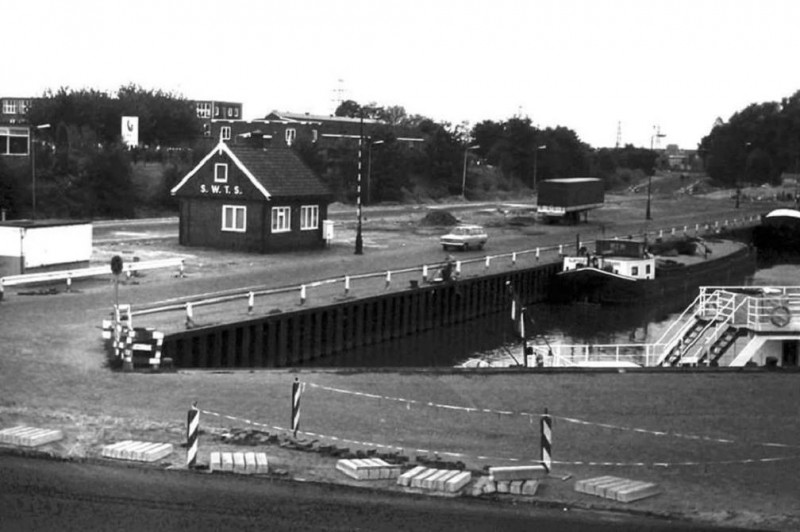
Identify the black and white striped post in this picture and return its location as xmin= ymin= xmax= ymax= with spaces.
xmin=540 ymin=408 xmax=552 ymax=473
xmin=187 ymin=401 xmax=199 ymax=468
xmin=291 ymin=378 xmax=302 ymax=438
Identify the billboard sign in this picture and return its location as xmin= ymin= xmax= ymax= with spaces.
xmin=121 ymin=116 xmax=139 ymax=147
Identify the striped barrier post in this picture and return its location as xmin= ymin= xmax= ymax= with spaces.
xmin=291 ymin=378 xmax=302 ymax=438
xmin=422 ymin=265 xmax=428 ymax=283
xmin=185 ymin=302 xmax=195 ymax=329
xmin=344 ymin=276 xmax=350 ymax=296
xmin=247 ymin=291 xmax=254 ymax=315
xmin=187 ymin=402 xmax=199 ymax=468
xmin=540 ymin=408 xmax=552 ymax=473
xmin=300 ymin=285 xmax=307 ymax=305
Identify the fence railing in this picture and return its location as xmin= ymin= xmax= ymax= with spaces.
xmin=130 ymin=215 xmax=762 ymax=323
xmin=0 ymin=258 xmax=185 ymax=298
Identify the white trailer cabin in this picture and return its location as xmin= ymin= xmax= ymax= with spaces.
xmin=0 ymin=220 xmax=92 ymax=276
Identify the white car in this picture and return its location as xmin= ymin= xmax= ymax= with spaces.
xmin=440 ymin=224 xmax=488 ymax=251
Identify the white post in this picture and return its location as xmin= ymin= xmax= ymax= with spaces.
xmin=422 ymin=265 xmax=428 ymax=283
xmin=247 ymin=291 xmax=254 ymax=315
xmin=385 ymin=271 xmax=391 ymax=289
xmin=344 ymin=275 xmax=350 ymax=295
xmin=512 ymin=252 xmax=517 ymax=265
xmin=300 ymin=284 xmax=307 ymax=305
xmin=485 ymin=256 xmax=491 ymax=271
xmin=456 ymin=261 xmax=462 ymax=275
xmin=536 ymin=248 xmax=540 ymax=260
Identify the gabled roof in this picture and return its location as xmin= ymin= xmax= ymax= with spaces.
xmin=265 ymin=110 xmax=381 ymax=125
xmin=170 ymin=141 xmax=330 ymax=199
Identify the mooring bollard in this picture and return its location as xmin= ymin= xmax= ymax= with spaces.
xmin=247 ymin=291 xmax=254 ymax=315
xmin=187 ymin=402 xmax=199 ymax=468
xmin=300 ymin=285 xmax=307 ymax=305
xmin=540 ymin=408 xmax=552 ymax=473
xmin=291 ymin=378 xmax=302 ymax=438
xmin=185 ymin=302 xmax=194 ymax=329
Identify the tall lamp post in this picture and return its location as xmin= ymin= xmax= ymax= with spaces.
xmin=355 ymin=112 xmax=366 ymax=255
xmin=461 ymin=144 xmax=480 ymax=199
xmin=367 ymin=139 xmax=384 ymax=205
xmin=645 ymin=174 xmax=653 ymax=220
xmin=30 ymin=123 xmax=51 ymax=219
xmin=532 ymin=144 xmax=547 ymax=192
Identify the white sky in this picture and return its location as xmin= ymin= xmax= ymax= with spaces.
xmin=5 ymin=0 xmax=800 ymax=149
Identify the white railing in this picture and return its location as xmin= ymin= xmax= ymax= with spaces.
xmin=125 ymin=215 xmax=762 ymax=321
xmin=0 ymin=258 xmax=185 ymax=297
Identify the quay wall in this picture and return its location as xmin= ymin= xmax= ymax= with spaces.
xmin=162 ymin=262 xmax=560 ymax=368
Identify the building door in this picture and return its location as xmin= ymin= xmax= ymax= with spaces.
xmin=782 ymin=340 xmax=798 ymax=367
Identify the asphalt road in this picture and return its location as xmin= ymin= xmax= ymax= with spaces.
xmin=0 ymin=452 xmax=752 ymax=532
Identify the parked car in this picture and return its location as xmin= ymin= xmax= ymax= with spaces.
xmin=440 ymin=224 xmax=488 ymax=251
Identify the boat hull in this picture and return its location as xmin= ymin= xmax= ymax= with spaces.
xmin=549 ymin=245 xmax=756 ymax=305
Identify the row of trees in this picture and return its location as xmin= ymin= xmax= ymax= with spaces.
xmin=1 ymin=88 xmax=698 ymax=220
xmin=700 ymin=89 xmax=800 ymax=187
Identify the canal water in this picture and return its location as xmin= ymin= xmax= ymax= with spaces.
xmin=309 ymin=257 xmax=798 ymax=368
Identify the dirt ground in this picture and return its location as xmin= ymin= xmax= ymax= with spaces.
xmin=1 ymin=186 xmax=799 ymax=531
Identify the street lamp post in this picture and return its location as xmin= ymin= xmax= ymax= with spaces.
xmin=461 ymin=145 xmax=480 ymax=199
xmin=367 ymin=139 xmax=384 ymax=205
xmin=30 ymin=123 xmax=51 ymax=219
xmin=355 ymin=113 xmax=365 ymax=255
xmin=533 ymin=144 xmax=547 ymax=192
xmin=645 ymin=174 xmax=653 ymax=220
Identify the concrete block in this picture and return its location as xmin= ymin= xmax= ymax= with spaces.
xmin=489 ymin=465 xmax=548 ymax=482
xmin=411 ymin=468 xmax=440 ymax=489
xmin=575 ymin=475 xmax=619 ymax=495
xmin=575 ymin=476 xmax=660 ymax=503
xmin=101 ymin=441 xmax=172 ymax=462
xmin=612 ymin=481 xmax=661 ymax=503
xmin=597 ymin=478 xmax=635 ymax=498
xmin=255 ymin=452 xmax=269 ymax=474
xmin=398 ymin=465 xmax=427 ymax=487
xmin=221 ymin=452 xmax=234 ymax=471
xmin=233 ymin=452 xmax=246 ymax=472
xmin=510 ymin=480 xmax=524 ymax=495
xmin=443 ymin=471 xmax=472 ymax=493
xmin=483 ymin=480 xmax=497 ymax=494
xmin=434 ymin=470 xmax=461 ymax=491
xmin=244 ymin=452 xmax=257 ymax=473
xmin=522 ymin=480 xmax=539 ymax=496
xmin=336 ymin=459 xmax=361 ymax=480
xmin=496 ymin=481 xmax=510 ymax=494
xmin=210 ymin=451 xmax=221 ymax=471
xmin=422 ymin=469 xmax=451 ymax=490
xmin=0 ymin=427 xmax=64 ymax=448
xmin=470 ymin=476 xmax=491 ymax=497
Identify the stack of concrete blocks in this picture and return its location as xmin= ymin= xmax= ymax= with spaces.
xmin=335 ymin=458 xmax=403 ymax=480
xmin=0 ymin=426 xmax=64 ymax=447
xmin=575 ymin=475 xmax=661 ymax=503
xmin=101 ymin=440 xmax=173 ymax=462
xmin=396 ymin=466 xmax=472 ymax=494
xmin=209 ymin=451 xmax=269 ymax=474
xmin=472 ymin=465 xmax=547 ymax=496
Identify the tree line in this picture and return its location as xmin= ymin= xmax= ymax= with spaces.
xmin=10 ymin=85 xmax=793 ymax=221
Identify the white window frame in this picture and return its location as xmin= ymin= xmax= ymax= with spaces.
xmin=222 ymin=205 xmax=246 ymax=232
xmin=214 ymin=163 xmax=228 ymax=183
xmin=3 ymin=100 xmax=18 ymax=114
xmin=285 ymin=128 xmax=296 ymax=145
xmin=196 ymin=102 xmax=211 ymax=119
xmin=300 ymin=205 xmax=319 ymax=230
xmin=220 ymin=126 xmax=231 ymax=141
xmin=271 ymin=206 xmax=291 ymax=233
